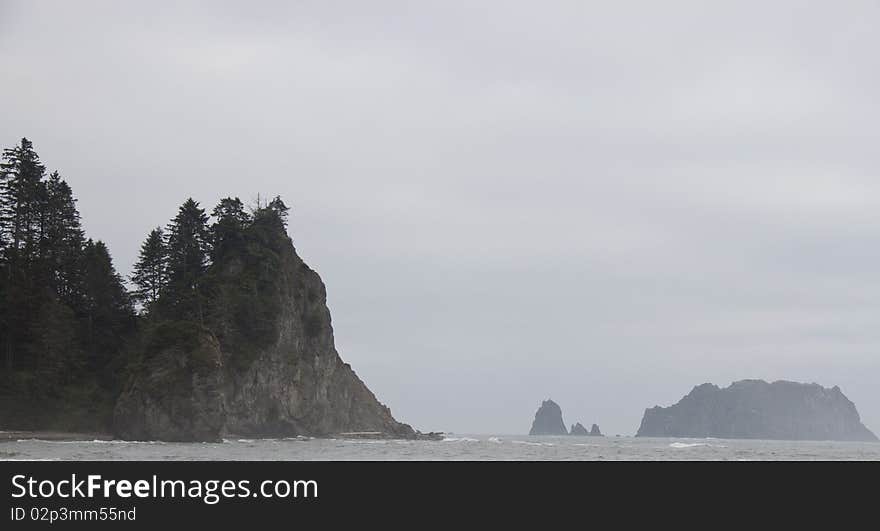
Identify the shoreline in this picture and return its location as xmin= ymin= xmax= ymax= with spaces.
xmin=0 ymin=431 xmax=114 ymax=442
xmin=1 ymin=430 xmax=445 ymax=443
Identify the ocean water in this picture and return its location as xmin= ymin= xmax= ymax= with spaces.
xmin=2 ymin=435 xmax=879 ymax=460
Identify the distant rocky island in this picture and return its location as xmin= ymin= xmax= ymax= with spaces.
xmin=529 ymin=399 xmax=602 ymax=436
xmin=529 ymin=400 xmax=567 ymax=435
xmin=636 ymin=380 xmax=878 ymax=442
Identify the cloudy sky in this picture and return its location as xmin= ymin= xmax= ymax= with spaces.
xmin=3 ymin=1 xmax=879 ymax=435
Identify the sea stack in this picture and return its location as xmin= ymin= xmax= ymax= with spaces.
xmin=570 ymin=422 xmax=603 ymax=436
xmin=529 ymin=399 xmax=568 ymax=435
xmin=570 ymin=422 xmax=589 ymax=435
xmin=636 ymin=380 xmax=878 ymax=442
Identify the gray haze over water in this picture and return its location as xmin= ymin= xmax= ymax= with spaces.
xmin=2 ymin=1 xmax=880 ymax=437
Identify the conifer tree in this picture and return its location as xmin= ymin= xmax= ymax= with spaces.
xmin=41 ymin=171 xmax=85 ymax=305
xmin=0 ymin=138 xmax=46 ymax=370
xmin=268 ymin=195 xmax=290 ymax=227
xmin=80 ymin=239 xmax=133 ymax=369
xmin=165 ymin=198 xmax=211 ymax=320
xmin=0 ymin=138 xmax=46 ymax=266
xmin=251 ymin=195 xmax=290 ymax=235
xmin=211 ymin=197 xmax=250 ymax=262
xmin=131 ymin=228 xmax=167 ymax=310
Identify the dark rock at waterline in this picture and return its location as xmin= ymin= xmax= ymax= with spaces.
xmin=416 ymin=431 xmax=446 ymax=441
xmin=590 ymin=424 xmax=603 ymax=436
xmin=529 ymin=400 xmax=568 ymax=435
xmin=636 ymin=379 xmax=878 ymax=442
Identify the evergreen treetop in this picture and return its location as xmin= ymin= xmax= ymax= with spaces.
xmin=130 ymin=227 xmax=167 ymax=310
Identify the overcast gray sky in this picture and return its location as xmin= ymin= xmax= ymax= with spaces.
xmin=2 ymin=1 xmax=879 ymax=436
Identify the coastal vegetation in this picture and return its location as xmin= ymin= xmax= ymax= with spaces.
xmin=0 ymin=137 xmax=293 ymax=432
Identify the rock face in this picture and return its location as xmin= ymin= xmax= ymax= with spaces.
xmin=636 ymin=380 xmax=878 ymax=442
xmin=113 ymin=327 xmax=226 ymax=442
xmin=114 ymin=223 xmax=415 ymax=442
xmin=570 ymin=422 xmax=589 ymax=435
xmin=590 ymin=424 xmax=603 ymax=436
xmin=529 ymin=400 xmax=568 ymax=435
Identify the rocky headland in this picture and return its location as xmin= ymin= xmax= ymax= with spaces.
xmin=113 ymin=209 xmax=416 ymax=442
xmin=0 ymin=143 xmax=425 ymax=443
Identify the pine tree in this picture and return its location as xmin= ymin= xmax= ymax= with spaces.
xmin=80 ymin=239 xmax=133 ymax=370
xmin=130 ymin=228 xmax=167 ymax=310
xmin=165 ymin=198 xmax=211 ymax=321
xmin=41 ymin=172 xmax=85 ymax=306
xmin=268 ymin=195 xmax=290 ymax=227
xmin=0 ymin=138 xmax=46 ymax=266
xmin=211 ymin=197 xmax=250 ymax=262
xmin=251 ymin=195 xmax=290 ymax=235
xmin=0 ymin=138 xmax=47 ymax=370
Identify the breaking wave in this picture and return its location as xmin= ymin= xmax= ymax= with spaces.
xmin=669 ymin=442 xmax=708 ymax=448
xmin=669 ymin=442 xmax=727 ymax=449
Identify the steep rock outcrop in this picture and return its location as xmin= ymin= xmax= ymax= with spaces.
xmin=219 ymin=258 xmax=412 ymax=439
xmin=529 ymin=400 xmax=567 ymax=435
xmin=590 ymin=424 xmax=603 ymax=436
xmin=114 ymin=218 xmax=414 ymax=441
xmin=636 ymin=380 xmax=877 ymax=442
xmin=570 ymin=422 xmax=589 ymax=436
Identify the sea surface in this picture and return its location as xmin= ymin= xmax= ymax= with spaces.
xmin=2 ymin=434 xmax=879 ymax=460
